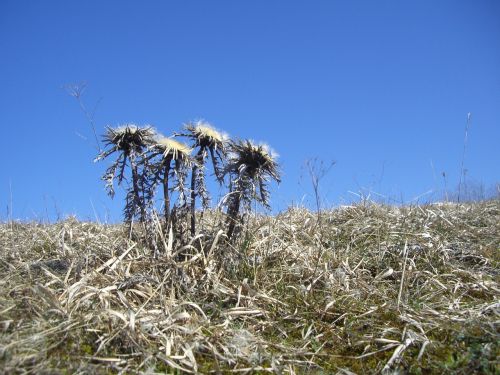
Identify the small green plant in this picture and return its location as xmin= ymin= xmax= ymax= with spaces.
xmin=224 ymin=140 xmax=280 ymax=239
xmin=95 ymin=124 xmax=156 ymax=223
xmin=182 ymin=121 xmax=228 ymax=236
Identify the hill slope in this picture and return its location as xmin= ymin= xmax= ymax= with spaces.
xmin=1 ymin=200 xmax=499 ymax=374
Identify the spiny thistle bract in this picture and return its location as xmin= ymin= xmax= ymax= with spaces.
xmin=182 ymin=121 xmax=228 ymax=236
xmin=224 ymin=139 xmax=280 ymax=239
xmin=148 ymin=136 xmax=193 ymax=229
xmin=95 ymin=125 xmax=156 ymax=223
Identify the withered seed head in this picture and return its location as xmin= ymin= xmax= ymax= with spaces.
xmin=154 ymin=137 xmax=192 ymax=160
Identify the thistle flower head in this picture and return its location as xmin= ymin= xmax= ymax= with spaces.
xmin=154 ymin=137 xmax=192 ymax=161
xmin=228 ymin=139 xmax=280 ymax=182
xmin=185 ymin=120 xmax=228 ymax=151
xmin=104 ymin=124 xmax=156 ymax=153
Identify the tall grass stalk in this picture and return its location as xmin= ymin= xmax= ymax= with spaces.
xmin=458 ymin=112 xmax=471 ymax=203
xmin=64 ymin=81 xmax=102 ymax=153
xmin=305 ymin=158 xmax=336 ymax=283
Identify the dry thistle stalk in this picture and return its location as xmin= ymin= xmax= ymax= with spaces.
xmin=148 ymin=136 xmax=193 ymax=229
xmin=95 ymin=124 xmax=156 ymax=223
xmin=182 ymin=121 xmax=228 ymax=236
xmin=224 ymin=140 xmax=280 ymax=239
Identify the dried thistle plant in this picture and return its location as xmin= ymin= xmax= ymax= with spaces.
xmin=95 ymin=125 xmax=156 ymax=222
xmin=182 ymin=121 xmax=228 ymax=236
xmin=148 ymin=136 xmax=193 ymax=229
xmin=224 ymin=140 xmax=280 ymax=239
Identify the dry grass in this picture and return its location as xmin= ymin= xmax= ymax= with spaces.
xmin=1 ymin=200 xmax=499 ymax=374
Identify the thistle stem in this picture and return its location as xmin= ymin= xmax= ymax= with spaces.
xmin=129 ymin=153 xmax=146 ymax=223
xmin=190 ymin=164 xmax=198 ymax=237
xmin=190 ymin=148 xmax=205 ymax=237
xmin=162 ymin=159 xmax=172 ymax=229
xmin=226 ymin=189 xmax=242 ymax=240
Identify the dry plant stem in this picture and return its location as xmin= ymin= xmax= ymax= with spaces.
xmin=96 ymin=125 xmax=156 ymax=224
xmin=224 ymin=140 xmax=280 ymax=241
xmin=65 ymin=82 xmax=101 ymax=152
xmin=382 ymin=331 xmax=418 ymax=373
xmin=8 ymin=179 xmax=13 ymax=231
xmin=226 ymin=189 xmax=242 ymax=240
xmin=458 ymin=113 xmax=471 ymax=203
xmin=149 ymin=137 xmax=192 ymax=237
xmin=307 ymin=158 xmax=336 ymax=283
xmin=190 ymin=149 xmax=204 ymax=237
xmin=442 ymin=172 xmax=449 ymax=202
xmin=129 ymin=154 xmax=145 ymax=223
xmin=77 ymin=94 xmax=102 ymax=153
xmin=397 ymin=239 xmax=408 ymax=311
xmin=183 ymin=122 xmax=228 ymax=238
xmin=190 ymin=163 xmax=198 ymax=237
xmin=162 ymin=159 xmax=172 ymax=229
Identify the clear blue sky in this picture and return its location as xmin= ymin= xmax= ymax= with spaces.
xmin=1 ymin=1 xmax=499 ymax=221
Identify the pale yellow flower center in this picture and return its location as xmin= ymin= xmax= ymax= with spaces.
xmin=195 ymin=124 xmax=224 ymax=142
xmin=156 ymin=137 xmax=191 ymax=156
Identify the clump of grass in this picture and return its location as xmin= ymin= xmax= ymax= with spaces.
xmin=0 ymin=199 xmax=499 ymax=373
xmin=224 ymin=140 xmax=281 ymax=239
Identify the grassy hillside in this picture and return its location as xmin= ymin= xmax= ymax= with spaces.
xmin=1 ymin=200 xmax=499 ymax=374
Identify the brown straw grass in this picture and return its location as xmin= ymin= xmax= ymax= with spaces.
xmin=1 ymin=200 xmax=499 ymax=374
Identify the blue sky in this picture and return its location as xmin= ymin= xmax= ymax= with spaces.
xmin=1 ymin=1 xmax=499 ymax=221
